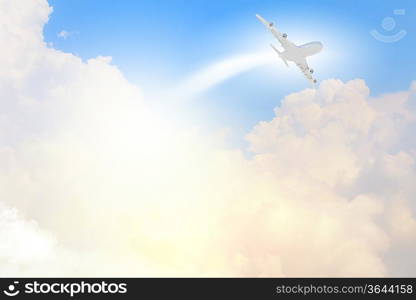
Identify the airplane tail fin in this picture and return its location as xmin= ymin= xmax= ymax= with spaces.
xmin=270 ymin=44 xmax=288 ymax=67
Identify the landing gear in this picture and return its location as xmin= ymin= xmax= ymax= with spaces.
xmin=309 ymin=69 xmax=314 ymax=74
xmin=282 ymin=33 xmax=287 ymax=38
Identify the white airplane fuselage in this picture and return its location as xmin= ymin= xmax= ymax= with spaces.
xmin=256 ymin=14 xmax=323 ymax=83
xmin=280 ymin=42 xmax=323 ymax=62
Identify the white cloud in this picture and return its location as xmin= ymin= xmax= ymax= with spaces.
xmin=0 ymin=204 xmax=55 ymax=275
xmin=57 ymin=30 xmax=70 ymax=39
xmin=0 ymin=0 xmax=415 ymax=277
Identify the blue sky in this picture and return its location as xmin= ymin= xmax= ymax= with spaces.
xmin=44 ymin=0 xmax=415 ymax=141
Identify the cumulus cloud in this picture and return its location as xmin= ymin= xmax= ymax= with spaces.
xmin=0 ymin=0 xmax=415 ymax=277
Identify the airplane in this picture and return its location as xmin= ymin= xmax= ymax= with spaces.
xmin=256 ymin=14 xmax=323 ymax=84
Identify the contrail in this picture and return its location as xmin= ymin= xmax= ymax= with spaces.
xmin=173 ymin=50 xmax=276 ymax=100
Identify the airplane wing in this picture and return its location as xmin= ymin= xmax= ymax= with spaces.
xmin=256 ymin=14 xmax=296 ymax=50
xmin=294 ymin=58 xmax=317 ymax=84
xmin=269 ymin=27 xmax=296 ymax=50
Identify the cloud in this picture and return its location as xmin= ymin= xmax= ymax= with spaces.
xmin=0 ymin=0 xmax=416 ymax=277
xmin=57 ymin=30 xmax=70 ymax=39
xmin=0 ymin=204 xmax=55 ymax=275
